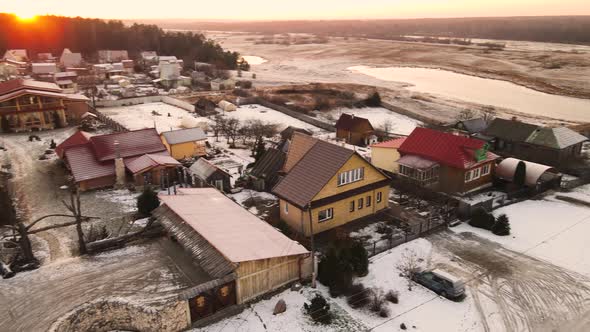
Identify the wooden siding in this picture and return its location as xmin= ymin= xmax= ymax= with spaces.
xmin=78 ymin=174 xmax=115 ymax=191
xmin=235 ymin=255 xmax=310 ymax=304
xmin=162 ymin=136 xmax=206 ymax=160
xmin=438 ymin=161 xmax=495 ymax=193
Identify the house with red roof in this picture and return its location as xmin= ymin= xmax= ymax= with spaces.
xmin=370 ymin=137 xmax=407 ymax=174
xmin=398 ymin=128 xmax=499 ymax=194
xmin=58 ymin=128 xmax=181 ymax=191
xmin=0 ymin=78 xmax=89 ymax=133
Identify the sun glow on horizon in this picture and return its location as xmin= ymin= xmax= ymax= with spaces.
xmin=14 ymin=11 xmax=38 ymax=22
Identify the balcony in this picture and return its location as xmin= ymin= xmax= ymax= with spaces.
xmin=0 ymin=101 xmax=65 ymax=115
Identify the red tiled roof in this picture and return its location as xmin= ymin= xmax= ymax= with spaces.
xmin=335 ymin=113 xmax=374 ymax=132
xmin=371 ymin=137 xmax=406 ymax=149
xmin=56 ymin=130 xmax=92 ymax=158
xmin=0 ymin=78 xmax=62 ymax=95
xmin=399 ymin=127 xmax=498 ymax=169
xmin=89 ymin=128 xmax=167 ymax=162
xmin=64 ymin=143 xmax=115 ymax=182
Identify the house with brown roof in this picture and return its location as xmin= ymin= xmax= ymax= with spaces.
xmin=0 ymin=79 xmax=89 ymax=133
xmin=370 ymin=137 xmax=407 ymax=174
xmin=397 ymin=128 xmax=499 ymax=194
xmin=58 ymin=129 xmax=181 ymax=191
xmin=189 ymin=158 xmax=232 ymax=192
xmin=335 ymin=113 xmax=375 ymax=146
xmin=273 ymin=132 xmax=390 ymax=236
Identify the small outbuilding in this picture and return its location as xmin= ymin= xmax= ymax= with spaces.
xmin=161 ymin=128 xmax=208 ymax=160
xmin=189 ymin=158 xmax=232 ymax=192
xmin=218 ymin=100 xmax=237 ymax=112
xmin=495 ymin=157 xmax=561 ymax=189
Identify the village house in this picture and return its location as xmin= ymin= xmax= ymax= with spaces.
xmin=483 ymin=118 xmax=588 ymax=167
xmin=211 ymin=78 xmax=235 ymax=91
xmin=60 ymin=49 xmax=83 ymax=68
xmin=98 ymin=50 xmax=129 ymax=63
xmin=0 ymin=61 xmax=19 ymax=80
xmin=0 ymin=79 xmax=89 ymax=133
xmin=54 ymin=71 xmax=78 ymax=93
xmin=370 ymin=137 xmax=407 ymax=174
xmin=335 ymin=113 xmax=376 ymax=146
xmin=57 ymin=128 xmax=181 ymax=191
xmin=154 ymin=188 xmax=311 ymax=323
xmin=2 ymin=49 xmax=28 ymax=62
xmin=397 ymin=127 xmax=499 ymax=194
xmin=189 ymin=158 xmax=232 ymax=192
xmin=140 ymin=51 xmax=159 ymax=66
xmin=273 ymin=132 xmax=390 ymax=236
xmin=160 ymin=127 xmax=208 ymax=160
xmin=453 ymin=117 xmax=490 ymax=137
xmin=36 ymin=53 xmax=56 ymax=62
xmin=249 ymin=147 xmax=286 ymax=192
xmin=31 ymin=63 xmax=58 ymax=81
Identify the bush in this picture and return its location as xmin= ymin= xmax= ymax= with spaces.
xmin=369 ymin=290 xmax=388 ymax=315
xmin=385 ymin=290 xmax=399 ymax=304
xmin=137 ymin=186 xmax=160 ymax=216
xmin=379 ymin=306 xmax=391 ymax=318
xmin=318 ymin=239 xmax=369 ymax=295
xmin=364 ymin=92 xmax=381 ymax=107
xmin=304 ymin=294 xmax=332 ymax=324
xmin=492 ymin=214 xmax=511 ymax=236
xmin=469 ymin=207 xmax=495 ymax=230
xmin=346 ymin=283 xmax=373 ymax=309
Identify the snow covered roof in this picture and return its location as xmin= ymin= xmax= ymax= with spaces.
xmin=157 ymin=188 xmax=309 ymax=263
xmin=161 ymin=128 xmax=207 ymax=145
xmin=125 ymin=153 xmax=180 ymax=174
xmin=189 ymin=158 xmax=230 ymax=180
xmin=525 ymin=127 xmax=587 ymax=149
xmin=495 ymin=158 xmax=558 ymax=187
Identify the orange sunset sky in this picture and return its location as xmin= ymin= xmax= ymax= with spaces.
xmin=5 ymin=0 xmax=590 ymax=20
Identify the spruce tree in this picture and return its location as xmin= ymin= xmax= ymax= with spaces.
xmin=492 ymin=214 xmax=511 ymax=236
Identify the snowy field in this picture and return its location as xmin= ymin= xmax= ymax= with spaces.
xmin=242 ymin=55 xmax=268 ymax=65
xmin=319 ymin=107 xmax=421 ymax=135
xmin=99 ymin=102 xmax=211 ymax=132
xmin=198 ymin=239 xmax=484 ymax=332
xmin=227 ymin=104 xmax=325 ymax=133
xmin=454 ymin=186 xmax=590 ymax=276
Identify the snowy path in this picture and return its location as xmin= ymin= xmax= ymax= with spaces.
xmin=0 ymin=241 xmax=193 ymax=331
xmin=429 ymin=231 xmax=590 ymax=332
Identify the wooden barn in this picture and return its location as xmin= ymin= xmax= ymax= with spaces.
xmin=154 ymin=188 xmax=311 ymax=322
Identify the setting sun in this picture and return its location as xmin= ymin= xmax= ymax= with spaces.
xmin=14 ymin=11 xmax=37 ymax=22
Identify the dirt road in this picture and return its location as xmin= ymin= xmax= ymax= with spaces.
xmin=429 ymin=231 xmax=590 ymax=332
xmin=0 ymin=240 xmax=198 ymax=331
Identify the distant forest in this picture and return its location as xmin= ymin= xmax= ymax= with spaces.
xmin=0 ymin=14 xmax=240 ymax=68
xmin=142 ymin=16 xmax=590 ymax=45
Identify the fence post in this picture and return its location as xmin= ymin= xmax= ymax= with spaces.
xmin=373 ymin=242 xmax=376 ymax=256
xmin=419 ymin=222 xmax=423 ymax=234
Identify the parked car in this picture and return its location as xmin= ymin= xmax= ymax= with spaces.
xmin=412 ymin=269 xmax=465 ymax=300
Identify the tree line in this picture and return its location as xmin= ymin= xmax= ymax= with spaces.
xmin=0 ymin=14 xmax=240 ymax=69
xmin=146 ymin=16 xmax=590 ymax=45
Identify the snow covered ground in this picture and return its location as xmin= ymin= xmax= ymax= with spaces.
xmin=227 ymin=104 xmax=326 ymax=133
xmin=454 ymin=187 xmax=590 ymax=276
xmin=242 ymin=55 xmax=268 ymax=65
xmin=319 ymin=107 xmax=422 ymax=136
xmin=99 ymin=102 xmax=211 ymax=132
xmin=229 ymin=189 xmax=278 ymax=218
xmin=197 ymin=239 xmax=484 ymax=332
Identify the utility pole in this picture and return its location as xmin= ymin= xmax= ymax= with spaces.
xmin=307 ymin=203 xmax=316 ymax=288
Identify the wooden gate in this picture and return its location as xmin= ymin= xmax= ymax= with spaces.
xmin=188 ymin=280 xmax=237 ymax=323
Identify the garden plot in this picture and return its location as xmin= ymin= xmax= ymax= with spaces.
xmin=226 ymin=104 xmax=326 ymax=133
xmin=454 ymin=187 xmax=590 ymax=276
xmin=99 ymin=102 xmax=211 ymax=132
xmin=318 ymin=107 xmax=422 ymax=135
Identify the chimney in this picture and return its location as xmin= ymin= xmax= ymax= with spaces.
xmin=114 ymin=140 xmax=126 ymax=188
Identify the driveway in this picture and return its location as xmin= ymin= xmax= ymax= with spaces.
xmin=429 ymin=231 xmax=590 ymax=332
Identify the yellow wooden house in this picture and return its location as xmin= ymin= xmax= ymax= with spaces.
xmin=160 ymin=127 xmax=208 ymax=160
xmin=369 ymin=137 xmax=406 ymax=174
xmin=273 ymin=133 xmax=391 ymax=236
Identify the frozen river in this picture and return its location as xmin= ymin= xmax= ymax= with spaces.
xmin=349 ymin=66 xmax=590 ymax=122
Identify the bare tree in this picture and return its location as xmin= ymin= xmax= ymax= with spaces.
xmin=62 ymin=189 xmax=87 ymax=255
xmin=480 ymin=106 xmax=496 ymax=124
xmin=222 ymin=118 xmax=241 ymax=146
xmin=379 ymin=119 xmax=395 ymax=136
xmin=456 ymin=109 xmax=477 ymax=121
xmin=212 ymin=114 xmax=226 ymax=142
xmin=396 ymin=249 xmax=422 ymax=291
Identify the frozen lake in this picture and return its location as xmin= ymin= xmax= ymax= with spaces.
xmin=227 ymin=104 xmax=325 ymax=133
xmin=349 ymin=66 xmax=590 ymax=122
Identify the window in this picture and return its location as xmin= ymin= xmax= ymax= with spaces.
xmin=481 ymin=164 xmax=491 ymax=176
xmin=337 ymin=167 xmax=365 ymax=186
xmin=284 ymin=202 xmax=289 ymax=214
xmin=366 ymin=195 xmax=372 ymax=207
xmin=465 ymin=171 xmax=472 ymax=183
xmin=377 ymin=192 xmax=382 ymax=203
xmin=318 ymin=208 xmax=333 ymax=222
xmin=349 ymin=200 xmax=355 ymax=212
xmin=358 ymin=198 xmax=364 ymax=210
xmin=472 ymin=168 xmax=481 ymax=180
